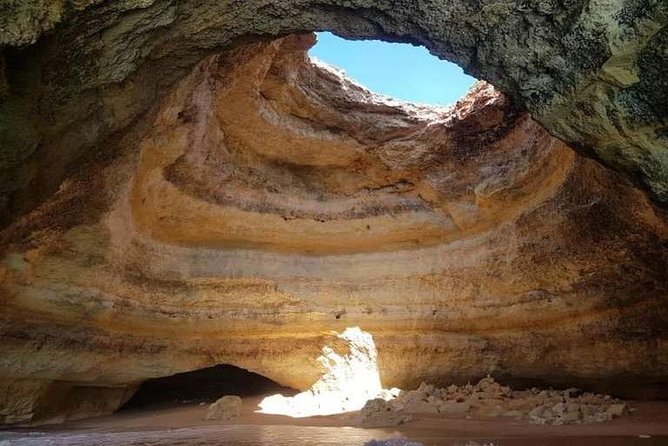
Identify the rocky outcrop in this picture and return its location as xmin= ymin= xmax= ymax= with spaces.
xmin=0 ymin=378 xmax=137 ymax=426
xmin=0 ymin=28 xmax=666 ymax=425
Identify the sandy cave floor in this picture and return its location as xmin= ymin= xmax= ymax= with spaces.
xmin=2 ymin=395 xmax=668 ymax=445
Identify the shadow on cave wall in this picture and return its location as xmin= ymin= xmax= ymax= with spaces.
xmin=120 ymin=365 xmax=295 ymax=411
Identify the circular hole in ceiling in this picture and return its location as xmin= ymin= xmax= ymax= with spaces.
xmin=309 ymin=32 xmax=477 ymax=106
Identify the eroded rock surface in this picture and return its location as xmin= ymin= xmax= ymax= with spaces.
xmin=358 ymin=398 xmax=412 ymax=428
xmin=0 ymin=33 xmax=666 ymax=425
xmin=205 ymin=395 xmax=242 ymax=421
xmin=0 ymin=0 xmax=666 ymax=230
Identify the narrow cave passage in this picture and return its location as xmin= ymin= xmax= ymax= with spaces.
xmin=120 ymin=365 xmax=294 ymax=411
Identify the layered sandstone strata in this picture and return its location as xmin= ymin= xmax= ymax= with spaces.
xmin=0 ymin=1 xmax=666 ymax=230
xmin=0 ymin=33 xmax=666 ymax=425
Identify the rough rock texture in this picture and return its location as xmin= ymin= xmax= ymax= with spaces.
xmin=386 ymin=377 xmax=630 ymax=425
xmin=204 ymin=395 xmax=242 ymax=421
xmin=0 ymin=31 xmax=666 ymax=425
xmin=358 ymin=398 xmax=412 ymax=428
xmin=0 ymin=379 xmax=137 ymax=426
xmin=0 ymin=0 xmax=666 ymax=230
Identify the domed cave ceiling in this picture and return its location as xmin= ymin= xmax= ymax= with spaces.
xmin=0 ymin=0 xmax=666 ymax=426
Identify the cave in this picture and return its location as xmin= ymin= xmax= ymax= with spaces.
xmin=121 ymin=365 xmax=291 ymax=410
xmin=0 ymin=1 xmax=667 ymax=444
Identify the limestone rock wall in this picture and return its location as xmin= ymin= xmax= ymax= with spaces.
xmin=0 ymin=34 xmax=666 ymax=425
xmin=0 ymin=0 xmax=666 ymax=229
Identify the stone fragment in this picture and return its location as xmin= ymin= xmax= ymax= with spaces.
xmin=607 ymin=404 xmax=627 ymax=417
xmin=560 ymin=410 xmax=581 ymax=424
xmin=205 ymin=395 xmax=242 ymax=421
xmin=439 ymin=401 xmax=471 ymax=414
xmin=393 ymin=387 xmax=441 ymax=414
xmin=358 ymin=398 xmax=412 ymax=428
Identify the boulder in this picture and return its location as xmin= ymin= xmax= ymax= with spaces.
xmin=205 ymin=396 xmax=242 ymax=421
xmin=358 ymin=399 xmax=412 ymax=428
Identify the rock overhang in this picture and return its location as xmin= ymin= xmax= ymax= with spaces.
xmin=0 ymin=2 xmax=666 ymax=426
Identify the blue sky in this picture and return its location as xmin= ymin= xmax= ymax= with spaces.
xmin=309 ymin=32 xmax=476 ymax=106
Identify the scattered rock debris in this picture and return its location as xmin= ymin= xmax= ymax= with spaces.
xmin=359 ymin=376 xmax=629 ymax=426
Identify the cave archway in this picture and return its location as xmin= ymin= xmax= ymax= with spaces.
xmin=121 ymin=365 xmax=293 ymax=411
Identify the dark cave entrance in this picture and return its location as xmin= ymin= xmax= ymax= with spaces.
xmin=120 ymin=365 xmax=295 ymax=411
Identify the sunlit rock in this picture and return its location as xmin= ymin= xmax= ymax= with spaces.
xmin=0 ymin=23 xmax=666 ymax=425
xmin=259 ymin=328 xmax=399 ymax=417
